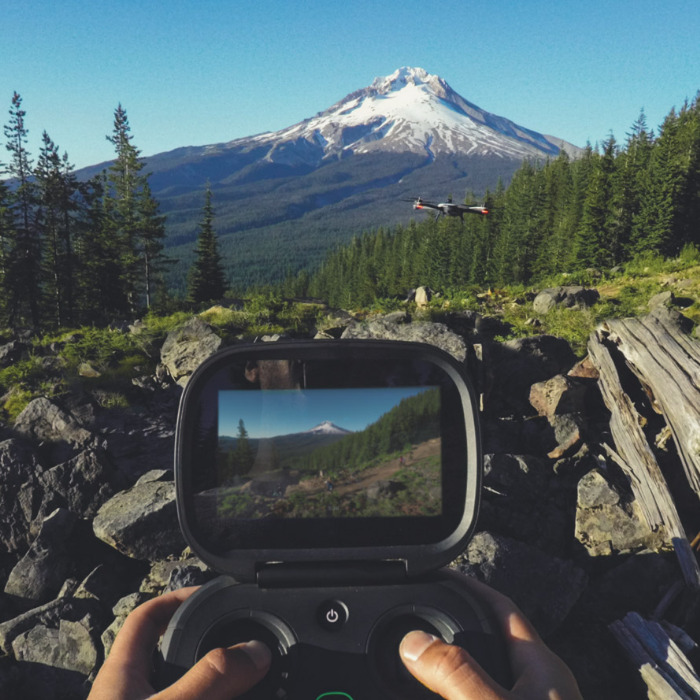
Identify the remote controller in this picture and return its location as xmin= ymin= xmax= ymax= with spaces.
xmin=158 ymin=573 xmax=510 ymax=699
xmin=156 ymin=340 xmax=511 ymax=698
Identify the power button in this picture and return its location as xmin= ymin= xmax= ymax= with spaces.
xmin=316 ymin=600 xmax=349 ymax=631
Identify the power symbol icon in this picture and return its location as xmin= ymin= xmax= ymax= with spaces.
xmin=317 ymin=600 xmax=348 ymax=631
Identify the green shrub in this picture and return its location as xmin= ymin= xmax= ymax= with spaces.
xmin=676 ymin=244 xmax=700 ymax=268
xmin=2 ymin=387 xmax=35 ymax=423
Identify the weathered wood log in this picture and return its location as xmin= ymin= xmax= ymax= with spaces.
xmin=587 ymin=330 xmax=700 ymax=588
xmin=600 ymin=308 xmax=700 ymax=500
xmin=610 ymin=612 xmax=700 ymax=699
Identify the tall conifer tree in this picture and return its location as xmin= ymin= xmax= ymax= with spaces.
xmin=4 ymin=92 xmax=41 ymax=328
xmin=187 ymin=183 xmax=226 ymax=303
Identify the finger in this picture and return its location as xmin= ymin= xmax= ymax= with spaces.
xmin=107 ymin=587 xmax=199 ymax=678
xmin=152 ymin=640 xmax=271 ymax=700
xmin=400 ymin=631 xmax=506 ymax=700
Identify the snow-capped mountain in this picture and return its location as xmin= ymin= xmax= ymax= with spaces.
xmin=226 ymin=66 xmax=576 ymax=165
xmin=304 ymin=421 xmax=352 ymax=436
xmin=96 ymin=67 xmax=582 ymax=290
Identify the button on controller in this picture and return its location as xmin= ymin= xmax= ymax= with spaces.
xmin=317 ymin=600 xmax=349 ymax=631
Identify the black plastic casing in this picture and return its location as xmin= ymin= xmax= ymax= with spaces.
xmin=174 ymin=340 xmax=481 ymax=584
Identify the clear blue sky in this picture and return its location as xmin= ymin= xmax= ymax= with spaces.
xmin=2 ymin=0 xmax=699 ymax=170
xmin=218 ymin=387 xmax=430 ymax=438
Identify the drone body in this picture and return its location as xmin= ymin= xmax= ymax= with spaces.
xmin=406 ymin=196 xmax=489 ymax=220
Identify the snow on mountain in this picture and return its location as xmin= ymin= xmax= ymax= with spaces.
xmin=305 ymin=420 xmax=352 ymax=436
xmin=240 ymin=66 xmax=574 ymax=164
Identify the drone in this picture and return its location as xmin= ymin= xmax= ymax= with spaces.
xmin=404 ymin=195 xmax=489 ymax=220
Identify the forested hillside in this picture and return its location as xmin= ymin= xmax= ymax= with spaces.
xmin=1 ymin=92 xmax=698 ymax=333
xmin=306 ymin=98 xmax=700 ymax=308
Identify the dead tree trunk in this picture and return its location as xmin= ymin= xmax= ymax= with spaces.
xmin=587 ymin=309 xmax=700 ymax=588
xmin=600 ymin=308 xmax=700 ymax=500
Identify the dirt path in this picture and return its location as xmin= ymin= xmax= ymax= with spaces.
xmin=286 ymin=437 xmax=440 ymax=499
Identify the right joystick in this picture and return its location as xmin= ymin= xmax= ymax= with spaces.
xmin=368 ymin=606 xmax=459 ymax=699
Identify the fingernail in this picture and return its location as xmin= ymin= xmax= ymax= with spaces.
xmin=401 ymin=631 xmax=440 ymax=662
xmin=238 ymin=640 xmax=272 ymax=670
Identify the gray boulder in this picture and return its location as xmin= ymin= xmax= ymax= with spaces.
xmin=14 ymin=397 xmax=93 ymax=448
xmin=92 ymin=470 xmax=182 ymax=560
xmin=0 ymin=594 xmax=100 ymax=657
xmin=342 ymin=319 xmax=468 ymax=361
xmin=480 ymin=454 xmax=575 ymax=556
xmin=574 ymin=469 xmax=660 ymax=556
xmin=4 ymin=508 xmax=77 ymax=603
xmin=23 ymin=449 xmax=114 ymax=540
xmin=485 ymin=335 xmax=577 ymax=415
xmin=453 ymin=531 xmax=587 ymax=637
xmin=532 ymin=286 xmax=600 ymax=314
xmin=11 ymin=613 xmax=101 ymax=677
xmin=647 ymin=290 xmax=675 ymax=310
xmin=0 ymin=438 xmax=43 ymax=552
xmin=529 ymin=374 xmax=592 ymax=459
xmin=0 ymin=340 xmax=28 ymax=367
xmin=160 ymin=316 xmax=223 ymax=386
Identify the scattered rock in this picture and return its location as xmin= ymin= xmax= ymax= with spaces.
xmin=14 ymin=397 xmax=93 ymax=449
xmin=485 ymin=335 xmax=577 ymax=415
xmin=533 ymin=286 xmax=600 ymax=314
xmin=4 ymin=508 xmax=77 ymax=603
xmin=92 ymin=470 xmax=182 ymax=560
xmin=414 ymin=286 xmax=432 ymax=307
xmin=0 ymin=340 xmax=28 ymax=368
xmin=342 ymin=319 xmax=468 ymax=361
xmin=529 ymin=374 xmax=588 ymax=420
xmin=30 ymin=449 xmax=114 ymax=534
xmin=160 ymin=316 xmax=223 ymax=386
xmin=574 ymin=469 xmax=660 ymax=556
xmin=568 ymin=355 xmax=599 ymax=380
xmin=648 ymin=290 xmax=675 ymax=309
xmin=78 ymin=362 xmax=101 ymax=378
xmin=0 ymin=439 xmax=44 ymax=552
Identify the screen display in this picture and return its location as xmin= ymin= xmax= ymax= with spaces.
xmin=215 ymin=387 xmax=441 ymax=520
xmin=178 ymin=342 xmax=476 ymax=561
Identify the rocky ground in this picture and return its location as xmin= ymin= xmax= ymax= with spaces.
xmin=0 ymin=289 xmax=698 ymax=699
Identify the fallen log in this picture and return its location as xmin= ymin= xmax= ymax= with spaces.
xmin=610 ymin=612 xmax=700 ymax=700
xmin=587 ymin=323 xmax=700 ymax=588
xmin=600 ymin=308 xmax=700 ymax=500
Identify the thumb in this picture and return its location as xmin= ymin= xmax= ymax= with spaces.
xmin=400 ymin=631 xmax=505 ymax=700
xmin=155 ymin=640 xmax=271 ymax=700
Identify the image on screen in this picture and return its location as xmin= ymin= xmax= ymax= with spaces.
xmin=214 ymin=386 xmax=442 ymax=520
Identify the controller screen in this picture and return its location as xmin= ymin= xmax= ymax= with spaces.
xmin=182 ymin=348 xmax=472 ymax=552
xmin=216 ymin=386 xmax=441 ymax=520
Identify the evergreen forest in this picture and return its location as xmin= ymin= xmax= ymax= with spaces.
xmin=304 ymin=101 xmax=700 ymax=308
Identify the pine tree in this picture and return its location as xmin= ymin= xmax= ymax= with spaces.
xmin=136 ymin=182 xmax=169 ymax=309
xmin=187 ymin=183 xmax=226 ymax=303
xmin=574 ymin=136 xmax=621 ymax=269
xmin=0 ymin=170 xmax=13 ymax=324
xmin=105 ymin=104 xmax=146 ymax=315
xmin=73 ymin=174 xmax=125 ymax=324
xmin=34 ymin=132 xmax=81 ymax=327
xmin=3 ymin=92 xmax=41 ymax=328
xmin=619 ymin=111 xmax=654 ymax=259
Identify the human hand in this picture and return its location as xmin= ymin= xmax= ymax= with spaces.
xmin=400 ymin=574 xmax=582 ymax=700
xmin=89 ymin=586 xmax=271 ymax=700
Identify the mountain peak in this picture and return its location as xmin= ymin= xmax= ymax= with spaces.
xmin=249 ymin=67 xmax=574 ymax=163
xmin=305 ymin=421 xmax=352 ymax=435
xmin=371 ymin=66 xmax=437 ymax=92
